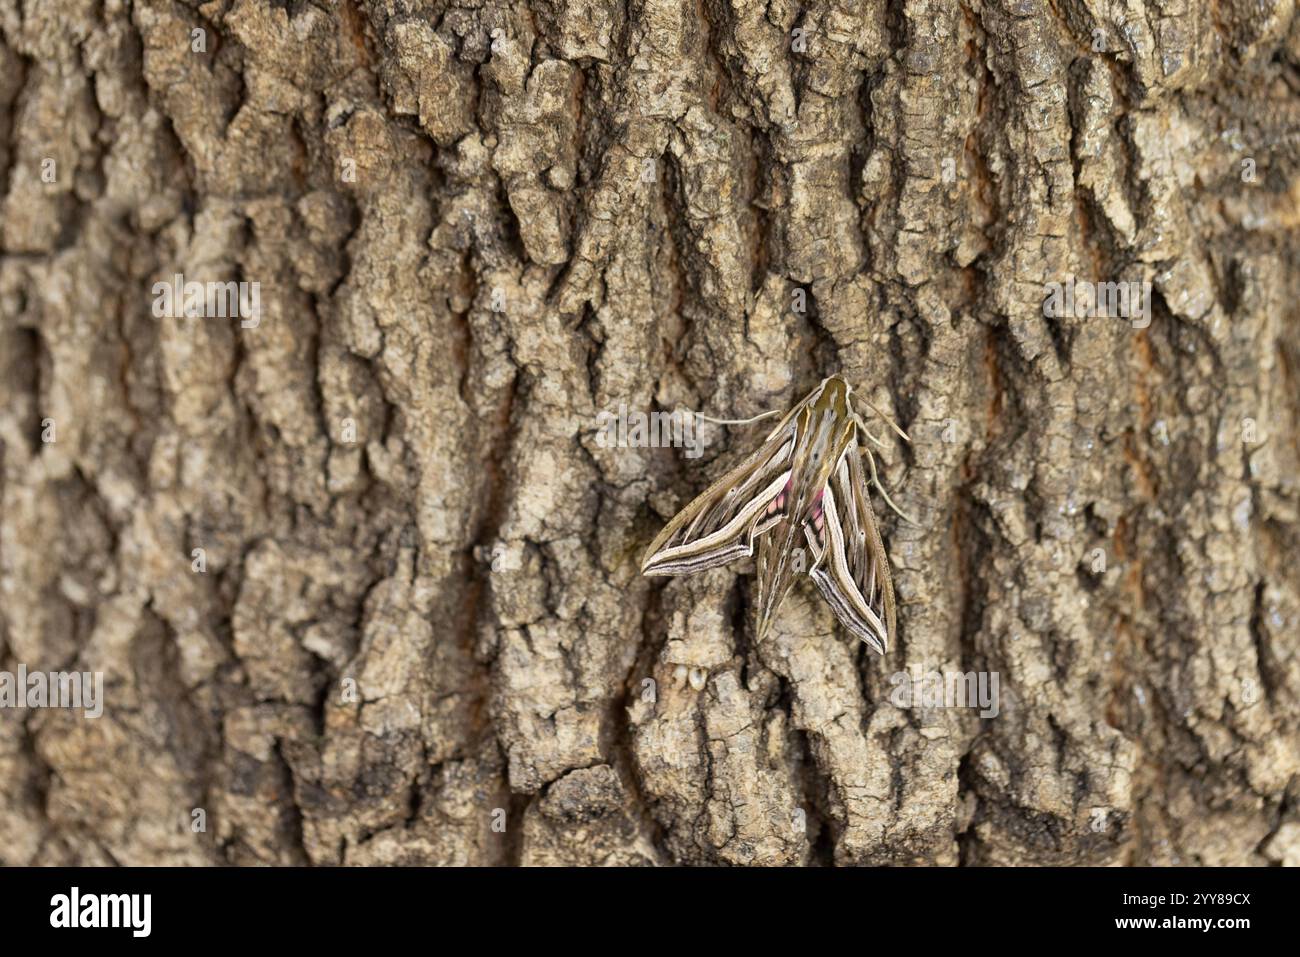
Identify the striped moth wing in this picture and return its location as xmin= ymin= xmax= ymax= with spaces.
xmin=802 ymin=439 xmax=896 ymax=654
xmin=640 ymin=411 xmax=801 ymax=576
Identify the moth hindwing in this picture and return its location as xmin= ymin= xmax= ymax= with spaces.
xmin=641 ymin=376 xmax=898 ymax=653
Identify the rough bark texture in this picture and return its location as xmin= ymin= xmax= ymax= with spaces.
xmin=1 ymin=0 xmax=1299 ymax=867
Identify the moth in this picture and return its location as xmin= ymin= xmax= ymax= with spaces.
xmin=640 ymin=376 xmax=912 ymax=654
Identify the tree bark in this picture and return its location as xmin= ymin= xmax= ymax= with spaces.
xmin=1 ymin=0 xmax=1298 ymax=866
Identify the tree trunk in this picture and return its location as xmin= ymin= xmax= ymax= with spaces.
xmin=1 ymin=0 xmax=1298 ymax=867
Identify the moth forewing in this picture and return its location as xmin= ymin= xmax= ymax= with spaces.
xmin=640 ymin=410 xmax=800 ymax=576
xmin=641 ymin=469 xmax=790 ymax=574
xmin=806 ymin=483 xmax=890 ymax=654
xmin=792 ymin=428 xmax=895 ymax=652
xmin=844 ymin=433 xmax=897 ymax=646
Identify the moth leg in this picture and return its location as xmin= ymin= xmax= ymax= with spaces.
xmin=682 ymin=407 xmax=782 ymax=426
xmin=850 ymin=392 xmax=911 ymax=443
xmin=861 ymin=446 xmax=921 ymax=526
xmin=852 ymin=413 xmax=889 ymax=450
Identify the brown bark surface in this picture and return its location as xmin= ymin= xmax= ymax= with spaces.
xmin=1 ymin=0 xmax=1299 ymax=866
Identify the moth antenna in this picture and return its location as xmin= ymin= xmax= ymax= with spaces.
xmin=851 ymin=392 xmax=910 ymax=443
xmin=682 ymin=407 xmax=782 ymax=426
xmin=861 ymin=447 xmax=920 ymax=526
